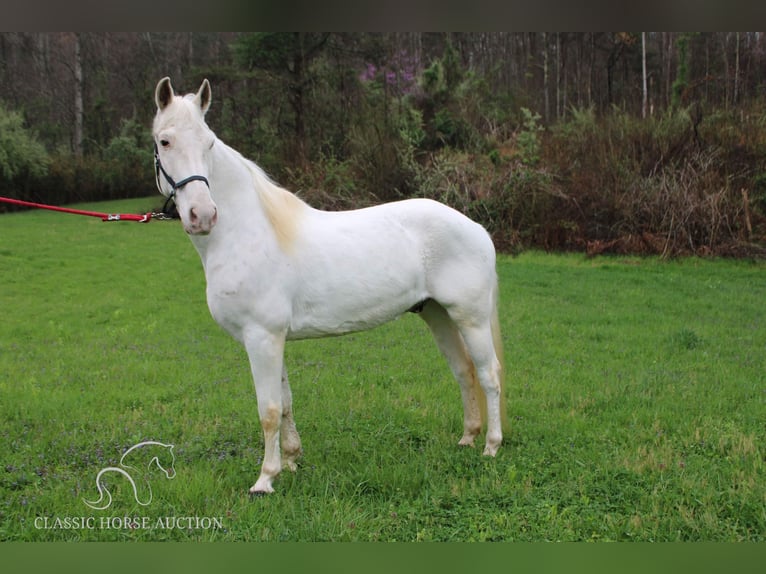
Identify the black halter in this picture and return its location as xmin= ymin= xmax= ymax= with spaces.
xmin=153 ymin=142 xmax=210 ymax=210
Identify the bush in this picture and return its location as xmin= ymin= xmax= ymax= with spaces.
xmin=621 ymin=147 xmax=743 ymax=255
xmin=284 ymin=154 xmax=364 ymax=211
xmin=412 ymin=147 xmax=562 ymax=252
xmin=546 ymin=105 xmax=765 ymax=256
xmin=100 ymin=117 xmax=154 ymax=198
xmin=13 ymin=117 xmax=155 ymax=209
xmin=0 ymin=104 xmax=49 ymax=199
xmin=516 ymin=108 xmax=544 ymax=167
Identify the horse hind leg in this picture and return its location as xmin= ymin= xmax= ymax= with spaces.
xmin=455 ymin=320 xmax=504 ymax=456
xmin=280 ymin=365 xmax=302 ymax=471
xmin=419 ymin=300 xmax=483 ymax=448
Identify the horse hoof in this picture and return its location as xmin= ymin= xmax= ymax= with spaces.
xmin=482 ymin=443 xmax=501 ymax=457
xmin=249 ymin=490 xmax=268 ymax=498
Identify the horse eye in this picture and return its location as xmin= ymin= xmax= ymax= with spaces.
xmin=160 ymin=139 xmax=170 ymax=148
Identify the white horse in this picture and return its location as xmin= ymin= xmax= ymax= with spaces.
xmin=152 ymin=77 xmax=507 ymax=494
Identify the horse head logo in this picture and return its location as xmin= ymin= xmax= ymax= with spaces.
xmin=83 ymin=441 xmax=176 ymax=510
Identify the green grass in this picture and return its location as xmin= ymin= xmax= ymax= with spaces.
xmin=1 ymin=198 xmax=764 ymax=541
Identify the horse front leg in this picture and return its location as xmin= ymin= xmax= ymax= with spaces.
xmin=244 ymin=328 xmax=287 ymax=495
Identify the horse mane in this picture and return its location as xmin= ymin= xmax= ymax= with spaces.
xmin=230 ymin=147 xmax=308 ymax=252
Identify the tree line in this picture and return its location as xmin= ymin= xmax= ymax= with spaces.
xmin=1 ymin=32 xmax=765 ymax=256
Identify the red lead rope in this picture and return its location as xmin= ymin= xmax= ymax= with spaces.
xmin=0 ymin=196 xmax=153 ymax=222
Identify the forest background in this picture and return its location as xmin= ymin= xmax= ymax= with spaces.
xmin=1 ymin=32 xmax=765 ymax=257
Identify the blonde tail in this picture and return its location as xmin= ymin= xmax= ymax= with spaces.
xmin=491 ymin=279 xmax=510 ymax=434
xmin=474 ymin=276 xmax=508 ymax=435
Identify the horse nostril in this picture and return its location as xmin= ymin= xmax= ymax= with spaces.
xmin=189 ymin=207 xmax=199 ymax=224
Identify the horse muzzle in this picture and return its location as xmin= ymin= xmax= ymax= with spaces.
xmin=185 ymin=203 xmax=218 ymax=235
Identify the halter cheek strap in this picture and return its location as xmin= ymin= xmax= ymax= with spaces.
xmin=154 ymin=142 xmax=210 ymax=199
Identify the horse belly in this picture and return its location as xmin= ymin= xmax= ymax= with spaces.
xmin=286 ymin=305 xmax=406 ymax=340
xmin=287 ymin=230 xmax=426 ymax=340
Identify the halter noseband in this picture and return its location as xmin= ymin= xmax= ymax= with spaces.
xmin=154 ymin=142 xmax=210 ymax=203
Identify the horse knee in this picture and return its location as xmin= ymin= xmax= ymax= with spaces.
xmin=260 ymin=403 xmax=281 ymax=433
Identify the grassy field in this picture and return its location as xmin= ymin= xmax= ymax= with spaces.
xmin=1 ymin=197 xmax=764 ymax=541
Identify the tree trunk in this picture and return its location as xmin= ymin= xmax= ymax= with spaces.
xmin=734 ymin=32 xmax=740 ymax=105
xmin=556 ymin=32 xmax=561 ymax=121
xmin=289 ymin=33 xmax=308 ymax=167
xmin=542 ymin=32 xmax=549 ymax=122
xmin=642 ymin=32 xmax=648 ymax=118
xmin=73 ymin=33 xmax=84 ymax=157
xmin=720 ymin=33 xmax=730 ymax=108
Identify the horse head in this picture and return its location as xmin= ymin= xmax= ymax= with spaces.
xmin=153 ymin=77 xmax=218 ymax=236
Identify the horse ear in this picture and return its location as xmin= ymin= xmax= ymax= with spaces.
xmin=155 ymin=77 xmax=174 ymax=110
xmin=196 ymin=79 xmax=212 ymax=115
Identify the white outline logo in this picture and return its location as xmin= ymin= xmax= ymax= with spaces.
xmin=82 ymin=441 xmax=176 ymax=510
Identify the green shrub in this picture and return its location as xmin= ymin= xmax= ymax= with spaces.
xmin=0 ymin=104 xmax=49 ymax=182
xmin=100 ymin=118 xmax=153 ymax=197
xmin=517 ymin=107 xmax=544 ymax=167
xmin=20 ymin=117 xmax=155 ymax=207
xmin=412 ymin=147 xmax=560 ymax=251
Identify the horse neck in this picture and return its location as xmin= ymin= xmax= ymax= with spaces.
xmin=191 ymin=142 xmax=279 ymax=255
xmin=211 ymin=142 xmax=264 ymax=219
xmin=202 ymin=141 xmax=306 ymax=256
